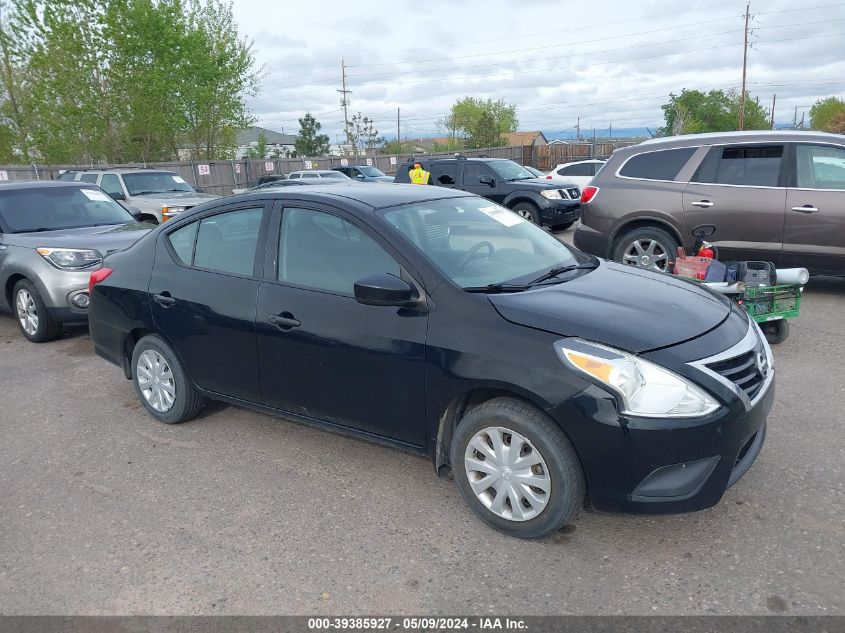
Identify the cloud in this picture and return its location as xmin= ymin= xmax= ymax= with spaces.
xmin=231 ymin=0 xmax=845 ymax=138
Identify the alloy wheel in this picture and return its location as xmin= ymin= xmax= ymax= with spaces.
xmin=136 ymin=350 xmax=176 ymax=412
xmin=464 ymin=426 xmax=551 ymax=521
xmin=515 ymin=208 xmax=535 ymax=222
xmin=15 ymin=289 xmax=38 ymax=336
xmin=622 ymin=238 xmax=670 ymax=271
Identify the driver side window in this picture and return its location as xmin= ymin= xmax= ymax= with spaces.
xmin=462 ymin=164 xmax=490 ymax=185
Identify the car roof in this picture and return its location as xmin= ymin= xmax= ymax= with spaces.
xmin=0 ymin=180 xmax=95 ymax=191
xmin=290 ymin=170 xmax=339 ymax=175
xmin=637 ymin=130 xmax=845 ymax=148
xmin=404 ymin=157 xmax=512 ymax=164
xmin=235 ymin=182 xmax=472 ymax=209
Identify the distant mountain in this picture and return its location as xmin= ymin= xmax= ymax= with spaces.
xmin=542 ymin=127 xmax=655 ymax=141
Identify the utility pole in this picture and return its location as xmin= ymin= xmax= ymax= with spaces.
xmin=609 ymin=122 xmax=612 ymax=140
xmin=770 ymin=93 xmax=776 ymax=129
xmin=793 ymin=105 xmax=798 ymax=129
xmin=337 ymin=58 xmax=352 ymax=147
xmin=738 ymin=2 xmax=751 ymax=130
xmin=396 ymin=108 xmax=401 ymax=159
xmin=576 ymin=117 xmax=580 ymax=141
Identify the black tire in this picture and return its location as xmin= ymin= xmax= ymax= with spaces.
xmin=451 ymin=397 xmax=585 ymax=539
xmin=138 ymin=214 xmax=159 ymax=225
xmin=611 ymin=225 xmax=680 ymax=273
xmin=551 ymin=220 xmax=576 ymax=232
xmin=762 ymin=319 xmax=789 ymax=344
xmin=511 ymin=201 xmax=541 ymax=225
xmin=130 ymin=334 xmax=205 ymax=424
xmin=12 ymin=279 xmax=63 ymax=343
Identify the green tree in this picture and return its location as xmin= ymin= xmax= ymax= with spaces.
xmin=0 ymin=0 xmax=34 ymax=162
xmin=660 ymin=89 xmax=768 ymax=135
xmin=809 ymin=97 xmax=845 ymax=133
xmin=294 ymin=112 xmax=330 ymax=157
xmin=245 ymin=132 xmax=268 ymax=159
xmin=445 ymin=97 xmax=518 ymax=149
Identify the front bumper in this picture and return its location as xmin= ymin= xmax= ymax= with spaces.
xmin=553 ymin=320 xmax=774 ymax=514
xmin=539 ymin=200 xmax=580 ymax=226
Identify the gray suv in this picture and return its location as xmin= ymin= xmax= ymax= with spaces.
xmin=574 ymin=130 xmax=845 ymax=275
xmin=58 ymin=168 xmax=217 ymax=224
xmin=0 ymin=181 xmax=151 ymax=342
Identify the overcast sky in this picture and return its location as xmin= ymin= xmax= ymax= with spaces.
xmin=230 ymin=0 xmax=845 ymax=141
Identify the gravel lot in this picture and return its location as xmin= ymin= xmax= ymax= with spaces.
xmin=1 ymin=243 xmax=843 ymax=616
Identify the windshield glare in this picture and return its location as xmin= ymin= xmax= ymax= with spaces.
xmin=383 ymin=197 xmax=582 ymax=288
xmin=0 ymin=187 xmax=136 ymax=233
xmin=122 ymin=172 xmax=195 ymax=195
xmin=359 ymin=166 xmax=386 ymax=177
xmin=488 ymin=160 xmax=535 ymax=181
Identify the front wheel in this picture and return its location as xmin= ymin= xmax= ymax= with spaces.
xmin=511 ymin=202 xmax=540 ymax=225
xmin=761 ymin=319 xmax=789 ymax=344
xmin=131 ymin=334 xmax=205 ymax=423
xmin=451 ymin=397 xmax=585 ymax=539
xmin=13 ymin=279 xmax=62 ymax=343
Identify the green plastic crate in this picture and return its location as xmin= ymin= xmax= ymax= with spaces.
xmin=742 ymin=284 xmax=802 ymax=323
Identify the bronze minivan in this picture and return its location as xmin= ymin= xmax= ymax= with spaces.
xmin=574 ymin=131 xmax=845 ymax=276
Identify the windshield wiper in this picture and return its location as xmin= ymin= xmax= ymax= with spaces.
xmin=506 ymin=176 xmax=534 ymax=181
xmin=14 ymin=227 xmax=57 ymax=233
xmin=464 ymin=283 xmax=530 ymax=294
xmin=528 ymin=264 xmax=597 ymax=285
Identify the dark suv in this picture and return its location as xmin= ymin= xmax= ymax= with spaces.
xmin=574 ymin=130 xmax=845 ymax=275
xmin=395 ymin=157 xmax=581 ymax=230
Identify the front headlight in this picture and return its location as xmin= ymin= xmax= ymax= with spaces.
xmin=540 ymin=189 xmax=562 ymax=200
xmin=555 ymin=340 xmax=719 ymax=418
xmin=36 ymin=247 xmax=102 ymax=270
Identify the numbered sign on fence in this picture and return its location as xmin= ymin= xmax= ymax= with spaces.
xmin=366 ymin=158 xmax=373 ymax=166
xmin=234 ymin=163 xmax=241 ymax=174
xmin=340 ymin=158 xmax=349 ymax=167
xmin=265 ymin=161 xmax=274 ymax=172
xmin=304 ymin=160 xmax=312 ymax=170
xmin=390 ymin=156 xmax=397 ymax=166
xmin=197 ymin=164 xmax=210 ymax=176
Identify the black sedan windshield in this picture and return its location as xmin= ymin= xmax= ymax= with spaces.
xmin=383 ymin=197 xmax=584 ymax=288
xmin=358 ymin=166 xmax=387 ymax=177
xmin=122 ymin=172 xmax=195 ymax=195
xmin=0 ymin=187 xmax=136 ymax=233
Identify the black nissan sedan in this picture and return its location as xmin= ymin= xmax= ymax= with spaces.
xmin=88 ymin=183 xmax=774 ymax=538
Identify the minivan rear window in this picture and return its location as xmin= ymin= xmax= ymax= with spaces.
xmin=619 ymin=147 xmax=697 ymax=181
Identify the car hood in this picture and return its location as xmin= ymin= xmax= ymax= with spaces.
xmin=10 ymin=222 xmax=152 ymax=253
xmin=369 ymin=176 xmax=395 ymax=182
xmin=133 ymin=191 xmax=217 ymax=204
xmin=514 ymin=178 xmax=578 ymax=190
xmin=488 ymin=261 xmax=732 ymax=353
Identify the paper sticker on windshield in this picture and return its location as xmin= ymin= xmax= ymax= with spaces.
xmin=80 ymin=189 xmax=110 ymax=202
xmin=172 ymin=175 xmax=187 ymax=184
xmin=478 ymin=206 xmax=525 ymax=227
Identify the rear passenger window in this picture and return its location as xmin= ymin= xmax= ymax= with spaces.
xmin=79 ymin=174 xmax=99 ymax=183
xmin=619 ymin=148 xmax=697 ymax=181
xmin=193 ymin=207 xmax=263 ymax=275
xmin=559 ymin=163 xmax=593 ymax=176
xmin=430 ymin=163 xmax=457 ymax=187
xmin=167 ymin=222 xmax=198 ymax=265
xmin=715 ymin=145 xmax=783 ymax=187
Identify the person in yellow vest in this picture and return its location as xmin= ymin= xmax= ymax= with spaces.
xmin=409 ymin=162 xmax=431 ymax=185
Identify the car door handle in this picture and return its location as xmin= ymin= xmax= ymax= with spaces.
xmin=791 ymin=205 xmax=819 ymax=213
xmin=153 ymin=292 xmax=176 ymax=307
xmin=267 ymin=312 xmax=300 ymax=330
xmin=690 ymin=200 xmax=715 ymax=208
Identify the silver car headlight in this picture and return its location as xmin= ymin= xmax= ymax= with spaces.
xmin=555 ymin=340 xmax=719 ymax=418
xmin=161 ymin=205 xmax=187 ymax=221
xmin=540 ymin=189 xmax=562 ymax=200
xmin=36 ymin=247 xmax=102 ymax=270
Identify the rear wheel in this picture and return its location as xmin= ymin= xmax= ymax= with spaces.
xmin=451 ymin=397 xmax=585 ymax=539
xmin=13 ymin=279 xmax=62 ymax=343
xmin=511 ymin=202 xmax=540 ymax=225
xmin=131 ymin=334 xmax=205 ymax=423
xmin=612 ymin=226 xmax=679 ymax=273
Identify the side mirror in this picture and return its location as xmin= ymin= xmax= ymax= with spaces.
xmin=108 ymin=191 xmax=126 ymax=201
xmin=479 ymin=175 xmax=494 ymax=186
xmin=354 ymin=273 xmax=416 ymax=307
